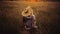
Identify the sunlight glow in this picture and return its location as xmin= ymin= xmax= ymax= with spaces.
xmin=27 ymin=0 xmax=38 ymax=2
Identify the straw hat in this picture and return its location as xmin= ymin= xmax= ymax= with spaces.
xmin=22 ymin=6 xmax=33 ymax=16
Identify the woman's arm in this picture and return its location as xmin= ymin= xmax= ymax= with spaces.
xmin=32 ymin=15 xmax=38 ymax=28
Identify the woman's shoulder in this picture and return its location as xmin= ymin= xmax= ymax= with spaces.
xmin=32 ymin=15 xmax=35 ymax=17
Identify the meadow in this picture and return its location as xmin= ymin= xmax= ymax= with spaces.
xmin=0 ymin=1 xmax=60 ymax=34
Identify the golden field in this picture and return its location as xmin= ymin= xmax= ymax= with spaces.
xmin=0 ymin=1 xmax=60 ymax=34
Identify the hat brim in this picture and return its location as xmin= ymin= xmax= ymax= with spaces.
xmin=22 ymin=6 xmax=33 ymax=16
xmin=22 ymin=10 xmax=32 ymax=16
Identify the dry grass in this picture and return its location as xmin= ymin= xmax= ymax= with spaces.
xmin=0 ymin=1 xmax=60 ymax=34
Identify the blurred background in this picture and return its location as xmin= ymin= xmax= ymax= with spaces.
xmin=0 ymin=0 xmax=60 ymax=34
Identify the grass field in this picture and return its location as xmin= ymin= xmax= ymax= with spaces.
xmin=0 ymin=1 xmax=60 ymax=34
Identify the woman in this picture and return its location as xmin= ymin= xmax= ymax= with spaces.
xmin=22 ymin=6 xmax=38 ymax=34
